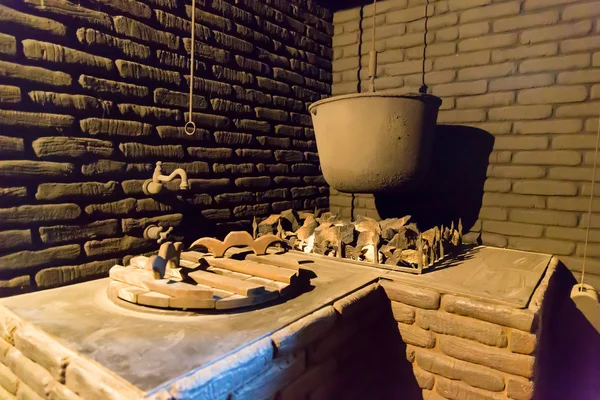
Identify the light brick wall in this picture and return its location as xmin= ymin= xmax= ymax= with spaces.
xmin=0 ymin=0 xmax=333 ymax=296
xmin=331 ymin=0 xmax=600 ymax=289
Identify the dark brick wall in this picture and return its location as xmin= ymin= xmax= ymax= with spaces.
xmin=0 ymin=0 xmax=333 ymax=295
xmin=331 ymin=0 xmax=600 ymax=289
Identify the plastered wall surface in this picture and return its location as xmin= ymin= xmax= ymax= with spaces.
xmin=331 ymin=0 xmax=600 ymax=289
xmin=0 ymin=0 xmax=333 ymax=296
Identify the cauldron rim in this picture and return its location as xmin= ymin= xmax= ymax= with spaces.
xmin=308 ymin=90 xmax=442 ymax=114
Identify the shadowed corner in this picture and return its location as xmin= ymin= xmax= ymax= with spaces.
xmin=534 ymin=260 xmax=600 ymax=400
xmin=373 ymin=125 xmax=495 ymax=233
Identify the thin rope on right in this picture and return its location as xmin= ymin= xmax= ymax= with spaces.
xmin=185 ymin=0 xmax=197 ymax=136
xmin=368 ymin=0 xmax=377 ymax=92
xmin=581 ymin=113 xmax=600 ymax=286
xmin=419 ymin=0 xmax=430 ymax=93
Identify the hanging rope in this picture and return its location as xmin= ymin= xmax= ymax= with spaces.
xmin=419 ymin=0 xmax=430 ymax=93
xmin=185 ymin=0 xmax=197 ymax=136
xmin=581 ymin=113 xmax=600 ymax=286
xmin=368 ymin=0 xmax=377 ymax=92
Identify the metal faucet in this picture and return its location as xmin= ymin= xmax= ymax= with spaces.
xmin=142 ymin=161 xmax=189 ymax=195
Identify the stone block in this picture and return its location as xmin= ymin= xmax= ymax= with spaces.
xmin=234 ymin=177 xmax=271 ymax=189
xmin=0 ymin=136 xmax=23 ymax=157
xmin=442 ymin=295 xmax=535 ymax=331
xmin=154 ymin=88 xmax=207 ymax=110
xmin=397 ymin=322 xmax=436 ymax=348
xmin=0 ymin=230 xmax=32 ymax=252
xmin=29 ymin=92 xmax=112 ymax=115
xmin=333 ymin=283 xmax=383 ymax=319
xmin=483 ymin=220 xmax=543 ymax=238
xmin=0 ymin=109 xmax=73 ymax=131
xmin=189 ymin=178 xmax=231 ymax=193
xmin=0 ymin=85 xmax=20 ymax=105
xmin=272 ymin=306 xmax=337 ymax=356
xmin=77 ymin=28 xmax=150 ymax=60
xmin=436 ymin=376 xmax=504 ymax=400
xmin=201 ymin=209 xmax=232 ymax=220
xmin=5 ymin=347 xmax=53 ymax=397
xmin=33 ymin=137 xmax=112 ymax=159
xmin=489 ymin=74 xmax=554 ymax=92
xmin=156 ymin=126 xmax=211 ymax=141
xmin=291 ymin=163 xmax=318 ymax=175
xmin=39 ymin=220 xmax=118 ymax=245
xmin=0 ymin=276 xmax=31 ymax=297
xmin=440 ymin=336 xmax=534 ymax=378
xmin=213 ymin=163 xmax=255 ymax=175
xmin=513 ymin=180 xmax=577 ymax=196
xmin=81 ymin=160 xmax=126 ymax=177
xmin=391 ymin=301 xmax=416 ymax=324
xmin=36 ymin=182 xmax=117 ymax=201
xmin=413 ymin=365 xmax=435 ymax=390
xmin=154 ymin=9 xmax=211 ymax=40
xmin=84 ymin=236 xmax=153 ymax=257
xmin=214 ymin=192 xmax=254 ymax=205
xmin=233 ymin=86 xmax=272 ymax=105
xmin=0 ymin=243 xmax=80 ymax=272
xmin=119 ymin=143 xmax=183 ymax=159
xmin=116 ymin=105 xmax=180 ymax=123
xmin=456 ymin=92 xmax=514 ymax=108
xmin=381 ymin=281 xmax=440 ymax=309
xmin=235 ymin=149 xmax=272 ymax=161
xmin=508 ymin=237 xmax=575 ymax=256
xmin=510 ymin=330 xmax=536 ymax=355
xmin=230 ymin=352 xmax=305 ymax=400
xmin=114 ymin=16 xmax=179 ymax=50
xmin=116 ymin=60 xmax=181 ymax=85
xmin=0 ymin=204 xmax=80 ymax=227
xmin=35 ymin=259 xmax=118 ymax=290
xmin=85 ymin=198 xmax=136 ymax=218
xmin=0 ymin=32 xmax=16 ymax=56
xmin=22 ymin=0 xmax=112 ymax=28
xmin=0 ymin=361 xmax=18 ymax=394
xmin=66 ymin=356 xmax=143 ymax=400
xmin=23 ymin=40 xmax=113 ymax=71
xmin=0 ymin=4 xmax=66 ymax=36
xmin=14 ymin=324 xmax=75 ymax=381
xmin=185 ymin=113 xmax=230 ymax=129
xmin=257 ymin=164 xmax=289 ymax=175
xmin=509 ymin=209 xmax=577 ymax=227
xmin=169 ymin=338 xmax=272 ymax=399
xmin=79 ymin=75 xmax=148 ymax=99
xmin=278 ymin=358 xmax=337 ymax=400
xmin=417 ymin=309 xmax=508 ymax=347
xmin=1 ymin=59 xmax=71 ymax=88
xmin=188 ymin=147 xmax=232 ymax=161
xmin=214 ymin=132 xmax=253 ymax=146
xmin=233 ymin=204 xmax=270 ymax=218
xmin=234 ymin=55 xmax=270 ymax=75
xmin=507 ymin=378 xmax=533 ymax=400
xmin=416 ymin=349 xmax=505 ymax=392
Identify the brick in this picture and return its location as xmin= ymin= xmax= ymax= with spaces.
xmin=521 ymin=54 xmax=590 ymax=74
xmin=235 ymin=176 xmax=271 ymax=189
xmin=496 ymin=136 xmax=549 ymax=150
xmin=456 ymin=92 xmax=514 ymax=108
xmin=0 ymin=136 xmax=23 ymax=157
xmin=114 ymin=16 xmax=179 ymax=50
xmin=521 ymin=20 xmax=591 ymax=45
xmin=512 ymin=180 xmax=577 ymax=196
xmin=489 ymin=106 xmax=552 ymax=121
xmin=272 ymin=306 xmax=337 ymax=355
xmin=233 ymin=204 xmax=270 ymax=218
xmin=562 ymin=1 xmax=600 ymax=20
xmin=458 ymin=21 xmax=490 ymax=38
xmin=0 ymin=244 xmax=80 ymax=272
xmin=436 ymin=376 xmax=504 ymax=400
xmin=507 ymin=378 xmax=534 ymax=400
xmin=489 ymin=74 xmax=553 ymax=92
xmin=23 ymin=40 xmax=113 ymax=71
xmin=381 ymin=280 xmax=440 ymax=309
xmin=0 ymin=60 xmax=72 ymax=88
xmin=482 ymin=192 xmax=545 ymax=209
xmin=0 ymin=230 xmax=32 ymax=252
xmin=479 ymin=206 xmax=508 ymax=220
xmin=417 ymin=309 xmax=508 ymax=347
xmin=556 ymin=102 xmax=600 ymax=117
xmin=417 ymin=350 xmax=505 ymax=392
xmin=154 ymin=88 xmax=207 ymax=110
xmin=475 ymin=123 xmax=513 ymax=136
xmin=561 ymin=36 xmax=600 ymax=54
xmin=78 ymin=28 xmax=151 ymax=60
xmin=548 ymin=227 xmax=600 ymax=243
xmin=79 ymin=75 xmax=148 ymax=98
xmin=397 ymin=322 xmax=436 ymax=348
xmin=0 ymin=85 xmax=20 ymax=105
xmin=66 ymin=357 xmax=143 ymax=400
xmin=514 ymin=120 xmax=582 ymax=134
xmin=0 ymin=204 xmax=81 ymax=227
xmin=437 ymin=109 xmax=486 ymax=123
xmin=391 ymin=301 xmax=416 ymax=324
xmin=483 ymin=220 xmax=543 ymax=238
xmin=460 ymin=63 xmax=517 ymax=82
xmin=487 ymin=165 xmax=545 ymax=180
xmin=492 ymin=43 xmax=558 ymax=63
xmin=39 ymin=220 xmax=118 ymax=245
xmin=459 ymin=33 xmax=517 ymax=51
xmin=85 ymin=198 xmax=136 ymax=218
xmin=548 ymin=196 xmax=600 ymax=212
xmin=494 ymin=10 xmax=558 ymax=33
xmin=553 ymin=135 xmax=598 ymax=150
xmin=84 ymin=235 xmax=153 ymax=257
xmin=461 ymin=2 xmax=520 ymax=23
xmin=0 ymin=4 xmax=67 ymax=36
xmin=510 ymin=209 xmax=577 ymax=227
xmin=510 ymin=330 xmax=537 ymax=355
xmin=509 ymin=237 xmax=574 ymax=255
xmin=518 ymin=86 xmax=587 ymax=105
xmin=481 ymin=232 xmax=508 ymax=247
xmin=122 ymin=214 xmax=182 ymax=233
xmin=0 ymin=32 xmax=16 ymax=56
xmin=432 ymin=80 xmax=486 ymax=97
xmin=119 ymin=143 xmax=183 ymax=159
xmin=513 ymin=150 xmax=581 ymax=166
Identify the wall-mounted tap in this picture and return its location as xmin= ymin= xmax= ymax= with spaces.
xmin=144 ymin=224 xmax=173 ymax=244
xmin=142 ymin=161 xmax=189 ymax=195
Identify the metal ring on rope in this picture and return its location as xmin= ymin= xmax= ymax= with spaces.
xmin=184 ymin=121 xmax=196 ymax=136
xmin=186 ymin=0 xmax=197 ymax=136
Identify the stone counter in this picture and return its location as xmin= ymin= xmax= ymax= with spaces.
xmin=0 ymin=246 xmax=563 ymax=399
